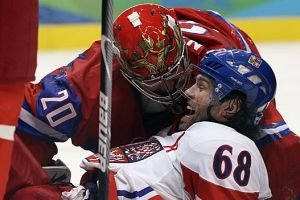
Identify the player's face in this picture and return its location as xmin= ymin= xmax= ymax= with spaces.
xmin=178 ymin=73 xmax=214 ymax=131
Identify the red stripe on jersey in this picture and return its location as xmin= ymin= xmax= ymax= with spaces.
xmin=109 ymin=172 xmax=118 ymax=200
xmin=148 ymin=196 xmax=164 ymax=200
xmin=181 ymin=164 xmax=259 ymax=200
xmin=163 ymin=132 xmax=185 ymax=152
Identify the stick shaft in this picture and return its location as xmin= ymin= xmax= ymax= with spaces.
xmin=99 ymin=0 xmax=113 ymax=199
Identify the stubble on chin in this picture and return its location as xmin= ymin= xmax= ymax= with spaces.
xmin=178 ymin=115 xmax=193 ymax=131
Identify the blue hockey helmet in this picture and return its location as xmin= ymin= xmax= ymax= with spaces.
xmin=198 ymin=49 xmax=277 ymax=110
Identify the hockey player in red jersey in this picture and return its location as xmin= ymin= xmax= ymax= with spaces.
xmin=16 ymin=4 xmax=261 ymax=163
xmin=65 ymin=49 xmax=276 ymax=199
xmin=15 ymin=4 xmax=300 ymax=199
xmin=0 ymin=0 xmax=39 ymax=199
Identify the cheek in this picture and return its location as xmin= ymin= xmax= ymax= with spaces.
xmin=195 ymin=104 xmax=208 ymax=116
xmin=193 ymin=96 xmax=210 ymax=117
xmin=194 ymin=93 xmax=211 ymax=106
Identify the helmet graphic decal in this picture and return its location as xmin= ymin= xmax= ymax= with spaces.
xmin=132 ymin=14 xmax=180 ymax=76
xmin=120 ymin=14 xmax=183 ymax=80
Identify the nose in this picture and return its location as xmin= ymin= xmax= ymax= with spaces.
xmin=184 ymin=84 xmax=195 ymax=100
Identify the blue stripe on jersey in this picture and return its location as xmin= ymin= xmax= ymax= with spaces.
xmin=17 ymin=70 xmax=82 ymax=142
xmin=77 ymin=53 xmax=86 ymax=59
xmin=256 ymin=127 xmax=292 ymax=149
xmin=260 ymin=120 xmax=287 ymax=129
xmin=117 ymin=186 xmax=154 ymax=199
xmin=17 ymin=101 xmax=62 ymax=141
xmin=18 ymin=107 xmax=69 ymax=142
xmin=206 ymin=10 xmax=251 ymax=52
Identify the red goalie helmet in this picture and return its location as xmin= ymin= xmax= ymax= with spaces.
xmin=113 ymin=4 xmax=190 ymax=105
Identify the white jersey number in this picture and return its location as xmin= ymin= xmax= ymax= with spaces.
xmin=40 ymin=89 xmax=77 ymax=127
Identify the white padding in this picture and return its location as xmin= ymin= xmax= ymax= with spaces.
xmin=0 ymin=124 xmax=15 ymax=141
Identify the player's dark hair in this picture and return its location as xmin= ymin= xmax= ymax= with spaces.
xmin=219 ymin=91 xmax=259 ymax=141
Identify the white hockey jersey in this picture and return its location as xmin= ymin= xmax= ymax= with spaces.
xmin=109 ymin=122 xmax=271 ymax=199
xmin=81 ymin=121 xmax=271 ymax=199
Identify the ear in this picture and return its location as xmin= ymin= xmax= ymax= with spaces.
xmin=221 ymin=98 xmax=241 ymax=119
xmin=209 ymin=99 xmax=241 ymax=123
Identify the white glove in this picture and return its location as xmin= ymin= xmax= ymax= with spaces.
xmin=61 ymin=185 xmax=90 ymax=200
xmin=80 ymin=153 xmax=101 ymax=171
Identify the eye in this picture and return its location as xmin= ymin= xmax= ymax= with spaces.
xmin=197 ymin=83 xmax=205 ymax=91
xmin=197 ymin=79 xmax=209 ymax=89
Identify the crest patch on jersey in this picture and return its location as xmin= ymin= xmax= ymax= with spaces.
xmin=110 ymin=138 xmax=163 ymax=163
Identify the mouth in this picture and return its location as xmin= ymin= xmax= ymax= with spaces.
xmin=182 ymin=104 xmax=195 ymax=116
xmin=178 ymin=103 xmax=195 ymax=131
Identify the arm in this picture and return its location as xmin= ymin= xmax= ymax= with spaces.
xmin=18 ymin=40 xmax=148 ymax=153
xmin=174 ymin=8 xmax=260 ymax=58
xmin=17 ymin=41 xmax=101 ymax=151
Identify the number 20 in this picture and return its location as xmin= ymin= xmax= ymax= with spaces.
xmin=213 ymin=145 xmax=251 ymax=186
xmin=41 ymin=89 xmax=77 ymax=127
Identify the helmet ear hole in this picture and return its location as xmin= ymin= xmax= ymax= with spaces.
xmin=211 ymin=91 xmax=245 ymax=120
xmin=223 ymin=98 xmax=242 ymax=118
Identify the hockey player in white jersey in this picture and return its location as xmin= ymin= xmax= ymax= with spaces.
xmin=64 ymin=48 xmax=276 ymax=200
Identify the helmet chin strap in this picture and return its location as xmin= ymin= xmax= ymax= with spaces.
xmin=206 ymin=93 xmax=222 ymax=123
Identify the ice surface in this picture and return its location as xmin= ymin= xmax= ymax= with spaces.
xmin=36 ymin=42 xmax=300 ymax=185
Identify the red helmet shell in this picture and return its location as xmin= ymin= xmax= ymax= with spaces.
xmin=113 ymin=4 xmax=184 ymax=80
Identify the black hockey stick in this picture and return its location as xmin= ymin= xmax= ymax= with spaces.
xmin=99 ymin=0 xmax=113 ymax=199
